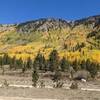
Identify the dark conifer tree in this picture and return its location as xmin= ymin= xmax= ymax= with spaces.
xmin=32 ymin=70 xmax=39 ymax=87
xmin=2 ymin=53 xmax=10 ymax=65
xmin=72 ymin=59 xmax=80 ymax=71
xmin=0 ymin=57 xmax=3 ymax=67
xmin=89 ymin=62 xmax=98 ymax=78
xmin=33 ymin=52 xmax=46 ymax=71
xmin=15 ymin=58 xmax=23 ymax=69
xmin=48 ymin=49 xmax=59 ymax=72
xmin=9 ymin=56 xmax=17 ymax=69
xmin=60 ymin=57 xmax=69 ymax=72
xmin=86 ymin=60 xmax=98 ymax=78
xmin=26 ymin=57 xmax=32 ymax=69
xmin=81 ymin=60 xmax=86 ymax=69
xmin=22 ymin=61 xmax=27 ymax=73
xmin=86 ymin=59 xmax=91 ymax=70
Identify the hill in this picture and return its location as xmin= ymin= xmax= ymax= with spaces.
xmin=0 ymin=15 xmax=100 ymax=62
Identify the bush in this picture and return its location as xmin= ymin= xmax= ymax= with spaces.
xmin=40 ymin=80 xmax=45 ymax=88
xmin=52 ymin=71 xmax=62 ymax=82
xmin=2 ymin=80 xmax=9 ymax=87
xmin=70 ymin=81 xmax=78 ymax=89
xmin=54 ymin=81 xmax=64 ymax=88
xmin=86 ymin=60 xmax=98 ymax=78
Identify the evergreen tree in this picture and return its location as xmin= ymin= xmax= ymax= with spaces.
xmin=15 ymin=58 xmax=23 ymax=69
xmin=60 ymin=57 xmax=69 ymax=72
xmin=32 ymin=70 xmax=39 ymax=87
xmin=86 ymin=60 xmax=98 ymax=78
xmin=90 ymin=63 xmax=98 ymax=78
xmin=86 ymin=59 xmax=91 ymax=70
xmin=40 ymin=55 xmax=46 ymax=70
xmin=48 ymin=50 xmax=59 ymax=72
xmin=0 ymin=57 xmax=3 ymax=67
xmin=9 ymin=56 xmax=17 ymax=69
xmin=33 ymin=52 xmax=46 ymax=71
xmin=96 ymin=63 xmax=100 ymax=71
xmin=2 ymin=53 xmax=10 ymax=65
xmin=26 ymin=57 xmax=32 ymax=69
xmin=81 ymin=60 xmax=86 ymax=69
xmin=18 ymin=58 xmax=23 ymax=69
xmin=22 ymin=61 xmax=27 ymax=73
xmin=46 ymin=59 xmax=50 ymax=71
xmin=72 ymin=59 xmax=80 ymax=71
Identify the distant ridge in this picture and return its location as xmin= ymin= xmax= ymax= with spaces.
xmin=0 ymin=15 xmax=99 ymax=61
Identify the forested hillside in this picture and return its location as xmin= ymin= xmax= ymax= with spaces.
xmin=0 ymin=15 xmax=100 ymax=64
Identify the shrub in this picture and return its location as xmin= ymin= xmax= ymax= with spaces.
xmin=40 ymin=80 xmax=45 ymax=88
xmin=52 ymin=71 xmax=62 ymax=82
xmin=70 ymin=81 xmax=78 ymax=89
xmin=54 ymin=81 xmax=64 ymax=88
xmin=2 ymin=80 xmax=9 ymax=87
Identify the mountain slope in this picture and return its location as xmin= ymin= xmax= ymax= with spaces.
xmin=0 ymin=15 xmax=100 ymax=62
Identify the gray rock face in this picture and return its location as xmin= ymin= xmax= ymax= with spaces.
xmin=0 ymin=15 xmax=100 ymax=34
xmin=17 ymin=18 xmax=71 ymax=33
xmin=74 ymin=15 xmax=100 ymax=27
xmin=17 ymin=15 xmax=100 ymax=34
xmin=0 ymin=24 xmax=15 ymax=32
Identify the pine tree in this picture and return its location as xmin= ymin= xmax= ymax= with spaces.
xmin=26 ymin=57 xmax=32 ymax=69
xmin=86 ymin=59 xmax=91 ymax=70
xmin=60 ymin=57 xmax=69 ymax=72
xmin=22 ymin=61 xmax=27 ymax=73
xmin=72 ymin=59 xmax=80 ymax=71
xmin=32 ymin=70 xmax=39 ymax=87
xmin=96 ymin=63 xmax=100 ymax=71
xmin=81 ymin=60 xmax=86 ymax=69
xmin=9 ymin=56 xmax=17 ymax=69
xmin=48 ymin=50 xmax=59 ymax=72
xmin=40 ymin=55 xmax=46 ymax=70
xmin=90 ymin=63 xmax=98 ymax=78
xmin=0 ymin=57 xmax=3 ymax=67
xmin=2 ymin=53 xmax=10 ymax=65
xmin=86 ymin=60 xmax=98 ymax=78
xmin=33 ymin=52 xmax=46 ymax=71
xmin=14 ymin=58 xmax=23 ymax=69
xmin=18 ymin=58 xmax=23 ymax=69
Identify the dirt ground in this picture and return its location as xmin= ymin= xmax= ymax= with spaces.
xmin=0 ymin=70 xmax=100 ymax=100
xmin=0 ymin=74 xmax=100 ymax=89
xmin=0 ymin=75 xmax=99 ymax=100
xmin=0 ymin=87 xmax=100 ymax=100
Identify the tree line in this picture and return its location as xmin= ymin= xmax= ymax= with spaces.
xmin=0 ymin=50 xmax=100 ymax=85
xmin=0 ymin=50 xmax=100 ymax=75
